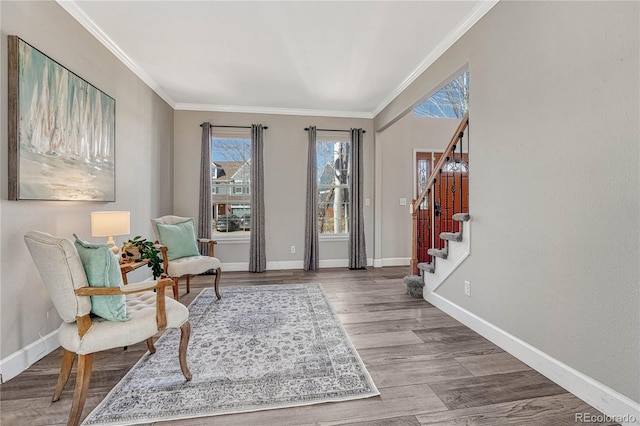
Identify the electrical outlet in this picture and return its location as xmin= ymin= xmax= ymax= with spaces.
xmin=365 ymin=198 xmax=371 ymax=206
xmin=399 ymin=198 xmax=407 ymax=206
xmin=290 ymin=245 xmax=296 ymax=254
xmin=464 ymin=280 xmax=471 ymax=297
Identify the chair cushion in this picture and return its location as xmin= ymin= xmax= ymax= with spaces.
xmin=58 ymin=292 xmax=189 ymax=354
xmin=155 ymin=219 xmax=200 ymax=261
xmin=167 ymin=255 xmax=220 ymax=278
xmin=73 ymin=235 xmax=129 ymax=322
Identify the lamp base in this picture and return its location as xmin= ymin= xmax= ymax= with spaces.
xmin=106 ymin=237 xmax=119 ymax=254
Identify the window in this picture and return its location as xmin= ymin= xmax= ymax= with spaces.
xmin=414 ymin=70 xmax=469 ymax=118
xmin=211 ymin=136 xmax=251 ymax=236
xmin=317 ymin=138 xmax=350 ymax=235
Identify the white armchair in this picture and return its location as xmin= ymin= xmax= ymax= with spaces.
xmin=151 ymin=215 xmax=221 ymax=300
xmin=24 ymin=231 xmax=192 ymax=426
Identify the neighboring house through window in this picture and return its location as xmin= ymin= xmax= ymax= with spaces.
xmin=211 ymin=135 xmax=251 ymax=236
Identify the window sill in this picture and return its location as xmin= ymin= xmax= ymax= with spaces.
xmin=213 ymin=236 xmax=250 ymax=244
xmin=319 ymin=234 xmax=349 ymax=242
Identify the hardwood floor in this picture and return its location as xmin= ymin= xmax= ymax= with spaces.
xmin=0 ymin=267 xmax=617 ymax=425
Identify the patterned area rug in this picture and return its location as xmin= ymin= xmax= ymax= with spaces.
xmin=82 ymin=284 xmax=379 ymax=425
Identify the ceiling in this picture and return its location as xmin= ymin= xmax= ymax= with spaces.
xmin=57 ymin=1 xmax=497 ymax=118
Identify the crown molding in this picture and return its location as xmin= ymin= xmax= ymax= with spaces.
xmin=57 ymin=0 xmax=497 ymax=119
xmin=175 ymin=103 xmax=374 ymax=119
xmin=371 ymin=0 xmax=500 ymax=117
xmin=55 ymin=0 xmax=177 ymax=108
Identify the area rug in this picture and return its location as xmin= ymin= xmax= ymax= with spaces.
xmin=82 ymin=284 xmax=379 ymax=425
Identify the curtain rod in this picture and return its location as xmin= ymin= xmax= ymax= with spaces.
xmin=200 ymin=123 xmax=268 ymax=129
xmin=304 ymin=128 xmax=366 ymax=133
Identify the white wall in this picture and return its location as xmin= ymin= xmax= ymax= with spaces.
xmin=0 ymin=1 xmax=174 ymax=377
xmin=173 ymin=110 xmax=374 ymax=269
xmin=375 ymin=0 xmax=639 ymax=404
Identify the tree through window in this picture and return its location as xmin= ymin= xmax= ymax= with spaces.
xmin=414 ymin=70 xmax=469 ymax=118
xmin=317 ymin=138 xmax=350 ymax=235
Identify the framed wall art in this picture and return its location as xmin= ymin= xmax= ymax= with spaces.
xmin=8 ymin=35 xmax=116 ymax=201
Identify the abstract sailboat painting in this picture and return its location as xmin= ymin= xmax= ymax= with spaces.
xmin=8 ymin=36 xmax=115 ymax=201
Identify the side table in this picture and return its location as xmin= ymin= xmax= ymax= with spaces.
xmin=119 ymin=259 xmax=149 ymax=284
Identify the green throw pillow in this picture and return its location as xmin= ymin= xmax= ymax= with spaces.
xmin=73 ymin=234 xmax=129 ymax=322
xmin=155 ymin=219 xmax=200 ymax=261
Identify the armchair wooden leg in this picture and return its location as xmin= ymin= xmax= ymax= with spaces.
xmin=52 ymin=349 xmax=75 ymax=402
xmin=179 ymin=322 xmax=192 ymax=381
xmin=68 ymin=353 xmax=93 ymax=426
xmin=172 ymin=277 xmax=179 ymax=299
xmin=146 ymin=337 xmax=156 ymax=354
xmin=214 ymin=267 xmax=221 ymax=299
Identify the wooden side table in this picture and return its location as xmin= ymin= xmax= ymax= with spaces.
xmin=119 ymin=259 xmax=149 ymax=284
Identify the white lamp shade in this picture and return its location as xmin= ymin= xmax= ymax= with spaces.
xmin=91 ymin=211 xmax=131 ymax=237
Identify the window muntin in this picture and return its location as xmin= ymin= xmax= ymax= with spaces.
xmin=211 ymin=137 xmax=251 ymax=236
xmin=317 ymin=139 xmax=350 ymax=235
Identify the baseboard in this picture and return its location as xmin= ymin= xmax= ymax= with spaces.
xmin=372 ymin=257 xmax=410 ymax=267
xmin=424 ymin=291 xmax=640 ymax=426
xmin=221 ymin=259 xmax=361 ymax=271
xmin=0 ymin=329 xmax=60 ymax=383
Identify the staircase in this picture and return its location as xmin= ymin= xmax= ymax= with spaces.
xmin=409 ymin=113 xmax=470 ymax=293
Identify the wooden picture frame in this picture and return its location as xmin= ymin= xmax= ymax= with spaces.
xmin=8 ymin=36 xmax=116 ymax=201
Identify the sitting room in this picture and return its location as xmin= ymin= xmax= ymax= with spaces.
xmin=1 ymin=1 xmax=638 ymax=425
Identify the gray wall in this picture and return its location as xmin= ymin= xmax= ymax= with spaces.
xmin=0 ymin=1 xmax=174 ymax=363
xmin=377 ymin=114 xmax=459 ymax=263
xmin=376 ymin=1 xmax=640 ymax=401
xmin=173 ymin=110 xmax=374 ymax=269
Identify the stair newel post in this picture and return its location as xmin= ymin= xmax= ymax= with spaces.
xmin=411 ymin=199 xmax=418 ymax=275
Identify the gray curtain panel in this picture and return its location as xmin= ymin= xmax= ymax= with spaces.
xmin=249 ymin=124 xmax=266 ymax=272
xmin=303 ymin=126 xmax=319 ymax=270
xmin=198 ymin=122 xmax=213 ymax=254
xmin=349 ymin=128 xmax=367 ymax=269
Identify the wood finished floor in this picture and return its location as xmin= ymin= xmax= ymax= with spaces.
xmin=0 ymin=267 xmax=617 ymax=425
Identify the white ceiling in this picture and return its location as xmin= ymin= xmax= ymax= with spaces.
xmin=58 ymin=1 xmax=497 ymax=118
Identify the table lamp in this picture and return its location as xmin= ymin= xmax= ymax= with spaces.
xmin=91 ymin=211 xmax=131 ymax=254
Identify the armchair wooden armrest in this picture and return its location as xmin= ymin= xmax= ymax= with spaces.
xmin=197 ymin=238 xmax=217 ymax=257
xmin=74 ymin=278 xmax=175 ymax=330
xmin=154 ymin=243 xmax=170 ymax=277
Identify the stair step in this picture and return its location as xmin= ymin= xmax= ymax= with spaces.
xmin=453 ymin=213 xmax=470 ymax=222
xmin=417 ymin=262 xmax=435 ymax=273
xmin=440 ymin=232 xmax=463 ymax=242
xmin=427 ymin=247 xmax=448 ymax=259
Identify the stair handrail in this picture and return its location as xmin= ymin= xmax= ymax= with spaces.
xmin=411 ymin=112 xmax=469 ymax=275
xmin=412 ymin=111 xmax=469 ymax=212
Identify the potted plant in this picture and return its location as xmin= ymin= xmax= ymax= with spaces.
xmin=121 ymin=236 xmax=164 ymax=279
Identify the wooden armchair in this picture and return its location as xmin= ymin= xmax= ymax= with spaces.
xmin=24 ymin=231 xmax=192 ymax=426
xmin=151 ymin=215 xmax=221 ymax=300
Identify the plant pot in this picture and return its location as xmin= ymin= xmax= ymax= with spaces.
xmin=121 ymin=245 xmax=142 ymax=262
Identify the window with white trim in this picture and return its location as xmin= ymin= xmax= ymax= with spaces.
xmin=414 ymin=70 xmax=468 ymax=118
xmin=317 ymin=137 xmax=350 ymax=235
xmin=211 ymin=135 xmax=251 ymax=236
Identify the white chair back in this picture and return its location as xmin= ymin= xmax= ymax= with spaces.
xmin=24 ymin=231 xmax=92 ymax=323
xmin=150 ymin=215 xmax=193 ymax=241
